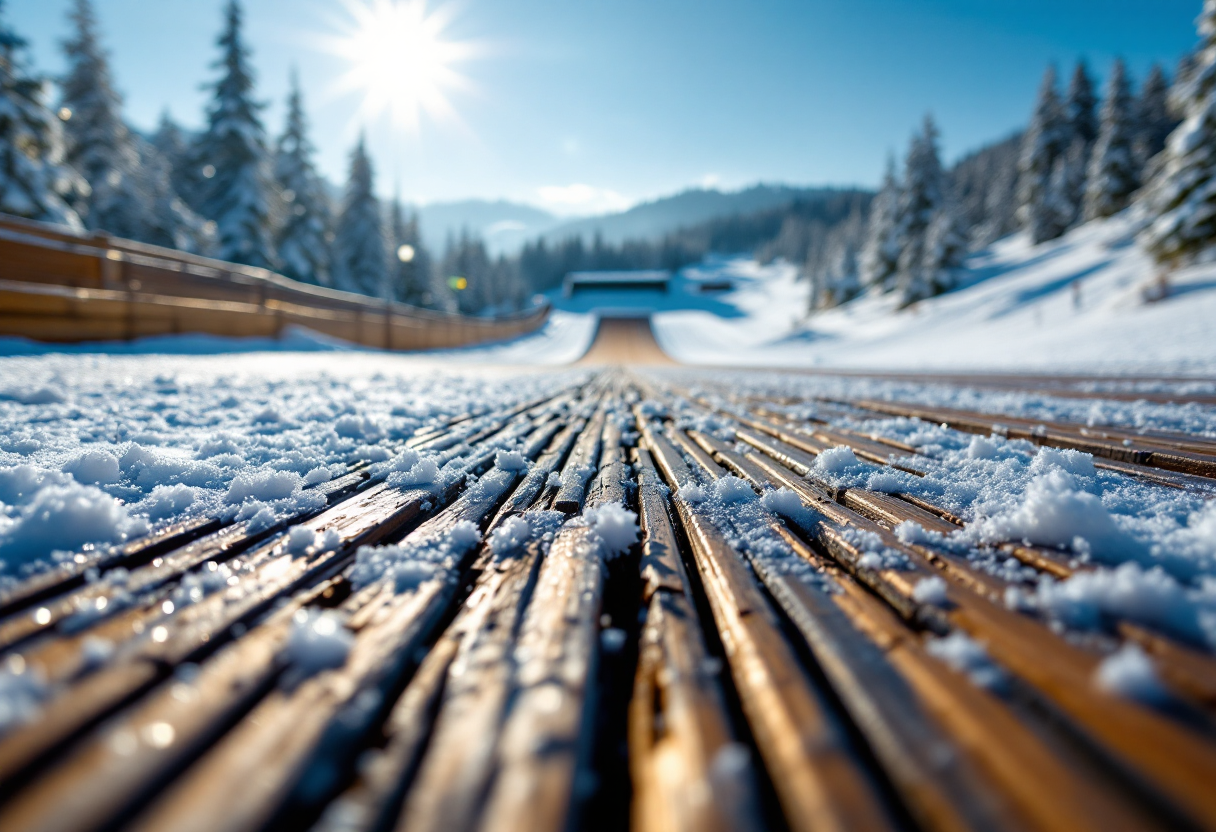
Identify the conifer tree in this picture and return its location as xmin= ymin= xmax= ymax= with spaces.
xmin=1065 ymin=61 xmax=1099 ymax=147
xmin=1017 ymin=66 xmax=1066 ymax=242
xmin=1135 ymin=64 xmax=1177 ymax=169
xmin=1042 ymin=138 xmax=1088 ymax=237
xmin=273 ymin=72 xmax=330 ymax=285
xmin=1143 ymin=1 xmax=1216 ymax=264
xmin=387 ymin=198 xmax=432 ymax=304
xmin=152 ymin=112 xmax=200 ymax=215
xmin=1084 ymin=60 xmax=1139 ymax=221
xmin=0 ymin=1 xmax=84 ymax=227
xmin=60 ymin=0 xmax=145 ymax=237
xmin=858 ymin=156 xmax=901 ymax=290
xmin=194 ymin=0 xmax=276 ymax=269
xmin=333 ymin=136 xmax=388 ymax=297
xmin=894 ymin=116 xmax=947 ymax=303
xmin=920 ymin=206 xmax=967 ymax=294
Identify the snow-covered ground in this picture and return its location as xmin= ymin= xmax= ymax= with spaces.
xmin=0 ymin=355 xmax=574 ymax=584
xmin=653 ymin=215 xmax=1216 ymax=374
xmin=4 ymin=213 xmax=1210 ymax=374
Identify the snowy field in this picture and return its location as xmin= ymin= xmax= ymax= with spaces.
xmin=652 ymin=215 xmax=1216 ymax=373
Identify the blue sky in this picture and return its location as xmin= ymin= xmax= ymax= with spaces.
xmin=6 ymin=0 xmax=1202 ymax=214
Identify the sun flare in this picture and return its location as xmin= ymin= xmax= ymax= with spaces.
xmin=325 ymin=0 xmax=474 ymax=132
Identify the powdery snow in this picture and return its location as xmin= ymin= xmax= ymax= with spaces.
xmin=650 ymin=214 xmax=1216 ymax=374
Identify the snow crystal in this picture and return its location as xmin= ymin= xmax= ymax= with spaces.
xmin=925 ymin=631 xmax=1005 ymax=689
xmin=1094 ymin=644 xmax=1169 ymax=704
xmin=489 ymin=515 xmax=533 ymax=555
xmin=62 ymin=449 xmax=121 ymax=485
xmin=224 ymin=470 xmax=303 ymax=505
xmin=583 ymin=504 xmax=640 ymax=560
xmin=284 ymin=609 xmax=354 ymax=677
xmin=546 ymin=470 xmax=562 ymax=488
xmin=912 ymin=576 xmax=949 ymax=605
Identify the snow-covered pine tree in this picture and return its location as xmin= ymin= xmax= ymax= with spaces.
xmin=135 ymin=135 xmax=213 ymax=253
xmin=858 ymin=155 xmax=901 ymax=290
xmin=1135 ymin=64 xmax=1177 ymax=171
xmin=194 ymin=0 xmax=276 ymax=269
xmin=1065 ymin=61 xmax=1098 ymax=147
xmin=332 ymin=136 xmax=388 ymax=297
xmin=1084 ymin=59 xmax=1139 ymax=221
xmin=1017 ymin=66 xmax=1067 ymax=243
xmin=894 ymin=115 xmax=946 ymax=304
xmin=811 ymin=201 xmax=866 ymax=309
xmin=387 ymin=198 xmax=431 ymax=304
xmin=59 ymin=0 xmax=148 ymax=238
xmin=273 ymin=72 xmax=330 ymax=285
xmin=440 ymin=230 xmax=493 ymax=315
xmin=1042 ymin=138 xmax=1088 ymax=237
xmin=1143 ymin=1 xmax=1216 ymax=264
xmin=0 ymin=2 xmax=84 ymax=227
xmin=920 ymin=206 xmax=966 ymax=294
xmin=152 ymin=111 xmax=201 ymax=212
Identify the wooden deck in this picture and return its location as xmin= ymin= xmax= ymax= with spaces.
xmin=0 ymin=369 xmax=1215 ymax=831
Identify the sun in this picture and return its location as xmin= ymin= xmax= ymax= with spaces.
xmin=324 ymin=0 xmax=474 ymax=133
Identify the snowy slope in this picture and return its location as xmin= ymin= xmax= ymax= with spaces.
xmin=654 ymin=214 xmax=1216 ymax=374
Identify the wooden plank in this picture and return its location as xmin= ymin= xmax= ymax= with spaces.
xmin=644 ymin=430 xmax=898 ymax=832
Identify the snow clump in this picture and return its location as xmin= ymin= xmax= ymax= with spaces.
xmin=969 ymin=469 xmax=1141 ymax=562
xmin=912 ymin=576 xmax=949 ymax=605
xmin=284 ymin=609 xmax=354 ymax=677
xmin=583 ymin=504 xmax=639 ymax=560
xmin=0 ymin=482 xmax=147 ymax=567
xmin=713 ymin=476 xmax=756 ymax=504
xmin=0 ymin=662 xmax=48 ymax=733
xmin=1094 ymin=644 xmax=1169 ymax=704
xmin=760 ymin=487 xmax=816 ymax=529
xmin=62 ymin=449 xmax=121 ymax=485
xmin=494 ymin=450 xmax=529 ymax=472
xmin=677 ymin=483 xmax=707 ymax=504
xmin=925 ymin=631 xmax=1005 ymax=689
xmin=225 ymin=469 xmax=303 ymax=504
xmin=350 ymin=521 xmax=482 ymax=591
xmin=489 ymin=515 xmax=533 ymax=555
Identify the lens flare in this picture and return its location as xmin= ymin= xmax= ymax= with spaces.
xmin=322 ymin=0 xmax=475 ymax=133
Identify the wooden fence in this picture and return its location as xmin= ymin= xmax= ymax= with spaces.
xmin=0 ymin=213 xmax=549 ymax=349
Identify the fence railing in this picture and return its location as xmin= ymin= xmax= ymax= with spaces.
xmin=0 ymin=213 xmax=549 ymax=349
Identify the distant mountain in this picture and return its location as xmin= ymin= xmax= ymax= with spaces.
xmin=414 ymin=200 xmax=561 ymax=257
xmin=541 ymin=184 xmax=845 ymax=245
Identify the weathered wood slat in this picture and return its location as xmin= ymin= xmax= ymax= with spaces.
xmin=643 ymin=426 xmax=899 ymax=832
xmin=630 ymin=449 xmax=765 ymax=832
